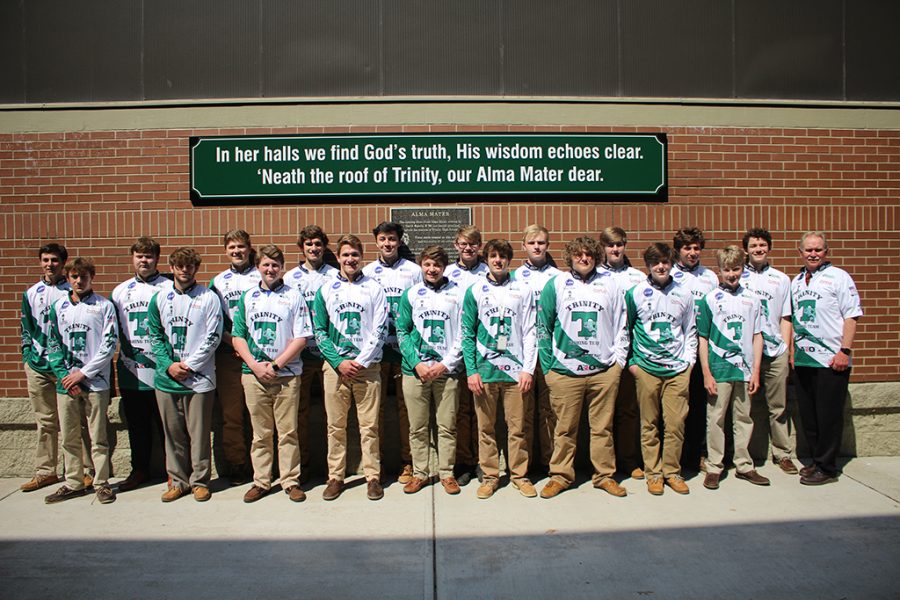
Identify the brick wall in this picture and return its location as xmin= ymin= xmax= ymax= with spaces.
xmin=1 ymin=123 xmax=898 ymax=394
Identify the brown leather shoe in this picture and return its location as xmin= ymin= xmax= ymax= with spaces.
xmin=83 ymin=473 xmax=94 ymax=489
xmin=285 ymin=485 xmax=306 ymax=502
xmin=631 ymin=467 xmax=645 ymax=480
xmin=20 ymin=473 xmax=59 ymax=492
xmin=476 ymin=478 xmax=498 ymax=499
xmin=403 ymin=477 xmax=427 ymax=494
xmin=776 ymin=457 xmax=799 ymax=475
xmin=243 ymin=485 xmax=269 ymax=503
xmin=736 ymin=469 xmax=771 ymax=486
xmin=323 ymin=479 xmax=343 ymax=501
xmin=539 ymin=479 xmax=566 ymax=499
xmin=799 ymin=464 xmax=817 ymax=478
xmin=512 ymin=478 xmax=537 ymax=498
xmin=44 ymin=485 xmax=87 ymax=504
xmin=800 ymin=469 xmax=838 ymax=486
xmin=595 ymin=477 xmax=627 ymax=497
xmin=703 ymin=472 xmax=721 ymax=490
xmin=161 ymin=486 xmax=187 ymax=503
xmin=96 ymin=485 xmax=116 ymax=504
xmin=440 ymin=477 xmax=461 ymax=495
xmin=367 ymin=478 xmax=384 ymax=501
xmin=398 ymin=464 xmax=414 ymax=484
xmin=192 ymin=486 xmax=212 ymax=502
xmin=118 ymin=470 xmax=148 ymax=492
xmin=646 ymin=476 xmax=664 ymax=496
xmin=666 ymin=475 xmax=690 ymax=495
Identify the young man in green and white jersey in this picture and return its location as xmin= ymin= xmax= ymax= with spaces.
xmin=19 ymin=243 xmax=71 ymax=492
xmin=626 ymin=243 xmax=696 ymax=495
xmin=599 ymin=226 xmax=646 ymax=481
xmin=672 ymin=227 xmax=719 ymax=473
xmin=285 ymin=225 xmax=337 ymax=482
xmin=742 ymin=227 xmax=799 ymax=475
xmin=363 ymin=221 xmax=422 ymax=484
xmin=791 ymin=231 xmax=863 ymax=485
xmin=513 ymin=224 xmax=561 ymax=476
xmin=537 ymin=237 xmax=629 ymax=500
xmin=110 ymin=237 xmax=173 ymax=492
xmin=396 ymin=245 xmax=465 ymax=495
xmin=45 ymin=258 xmax=119 ymax=505
xmin=148 ymin=247 xmax=223 ymax=503
xmin=698 ymin=246 xmax=768 ymax=490
xmin=232 ymin=245 xmax=312 ymax=504
xmin=313 ymin=234 xmax=389 ymax=502
xmin=209 ymin=229 xmax=261 ymax=484
xmin=444 ymin=225 xmax=489 ymax=484
xmin=462 ymin=239 xmax=537 ymax=499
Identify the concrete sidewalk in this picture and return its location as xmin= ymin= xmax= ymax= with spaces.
xmin=1 ymin=457 xmax=898 ymax=600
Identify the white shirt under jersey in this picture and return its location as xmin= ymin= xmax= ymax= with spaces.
xmin=313 ymin=274 xmax=389 ymax=369
xmin=111 ymin=272 xmax=174 ymax=391
xmin=791 ymin=263 xmax=863 ymax=369
xmin=210 ymin=264 xmax=261 ymax=332
xmin=741 ymin=264 xmax=791 ymax=359
xmin=48 ymin=292 xmax=118 ymax=393
xmin=626 ymin=276 xmax=697 ymax=378
xmin=396 ymin=279 xmax=466 ymax=376
xmin=362 ymin=257 xmax=423 ymax=360
xmin=285 ymin=262 xmax=338 ymax=361
xmin=697 ymin=284 xmax=764 ymax=383
xmin=444 ymin=261 xmax=489 ymax=293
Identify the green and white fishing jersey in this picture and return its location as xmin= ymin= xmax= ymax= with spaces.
xmin=538 ymin=270 xmax=629 ymax=376
xmin=363 ymin=257 xmax=423 ymax=363
xmin=312 ymin=274 xmax=388 ymax=369
xmin=461 ymin=276 xmax=537 ymax=383
xmin=47 ymin=292 xmax=118 ymax=393
xmin=147 ymin=283 xmax=223 ymax=394
xmin=396 ymin=279 xmax=465 ymax=376
xmin=444 ymin=261 xmax=489 ymax=293
xmin=513 ymin=261 xmax=562 ymax=307
xmin=741 ymin=264 xmax=791 ymax=359
xmin=625 ymin=277 xmax=697 ymax=378
xmin=791 ymin=263 xmax=863 ymax=369
xmin=284 ymin=262 xmax=338 ymax=362
xmin=111 ymin=273 xmax=174 ymax=391
xmin=697 ymin=284 xmax=764 ymax=383
xmin=21 ymin=277 xmax=70 ymax=373
xmin=232 ymin=281 xmax=313 ymax=376
xmin=672 ymin=263 xmax=719 ymax=309
xmin=599 ymin=260 xmax=646 ymax=296
xmin=209 ymin=265 xmax=261 ymax=332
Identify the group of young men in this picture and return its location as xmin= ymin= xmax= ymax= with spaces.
xmin=18 ymin=222 xmax=862 ymax=505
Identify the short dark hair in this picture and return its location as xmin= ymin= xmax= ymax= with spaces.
xmin=643 ymin=243 xmax=676 ymax=267
xmin=169 ymin=247 xmax=202 ymax=268
xmin=256 ymin=244 xmax=285 ymax=266
xmin=742 ymin=227 xmax=773 ymax=251
xmin=372 ymin=221 xmax=404 ymax=239
xmin=564 ymin=237 xmax=601 ymax=269
xmin=673 ymin=227 xmax=705 ymax=251
xmin=130 ymin=237 xmax=161 ymax=258
xmin=418 ymin=245 xmax=449 ymax=268
xmin=66 ymin=257 xmax=96 ymax=278
xmin=298 ymin=225 xmax=328 ymax=248
xmin=482 ymin=239 xmax=513 ymax=261
xmin=39 ymin=243 xmax=68 ymax=263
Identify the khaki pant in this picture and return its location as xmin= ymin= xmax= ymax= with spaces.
xmin=614 ymin=367 xmax=642 ymax=471
xmin=380 ymin=361 xmax=411 ymax=464
xmin=755 ymin=352 xmax=795 ymax=460
xmin=58 ymin=389 xmax=111 ymax=490
xmin=523 ymin=365 xmax=555 ymax=467
xmin=455 ymin=373 xmax=478 ymax=467
xmin=323 ymin=362 xmax=381 ymax=482
xmin=474 ymin=381 xmax=529 ymax=482
xmin=243 ymin=374 xmax=301 ymax=490
xmin=634 ymin=366 xmax=690 ymax=478
xmin=298 ymin=360 xmax=324 ymax=469
xmin=216 ymin=349 xmax=248 ymax=467
xmin=25 ymin=364 xmax=60 ymax=477
xmin=402 ymin=372 xmax=459 ymax=479
xmin=706 ymin=380 xmax=754 ymax=475
xmin=546 ymin=365 xmax=622 ymax=487
xmin=157 ymin=390 xmax=214 ymax=490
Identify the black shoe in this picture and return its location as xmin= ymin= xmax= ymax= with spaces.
xmin=118 ymin=470 xmax=148 ymax=492
xmin=475 ymin=464 xmax=484 ymax=483
xmin=455 ymin=464 xmax=475 ymax=486
xmin=44 ymin=485 xmax=87 ymax=504
xmin=228 ymin=464 xmax=252 ymax=486
xmin=800 ymin=469 xmax=838 ymax=486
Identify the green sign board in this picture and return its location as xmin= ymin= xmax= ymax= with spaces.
xmin=189 ymin=133 xmax=667 ymax=204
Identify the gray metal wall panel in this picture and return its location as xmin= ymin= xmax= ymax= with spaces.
xmin=0 ymin=1 xmax=25 ymax=103
xmin=622 ymin=0 xmax=733 ymax=98
xmin=735 ymin=0 xmax=843 ymax=100
xmin=846 ymin=0 xmax=900 ymax=101
xmin=502 ymin=0 xmax=619 ymax=96
xmin=223 ymin=0 xmax=262 ymax=99
xmin=261 ymin=0 xmax=381 ymax=98
xmin=383 ymin=0 xmax=502 ymax=96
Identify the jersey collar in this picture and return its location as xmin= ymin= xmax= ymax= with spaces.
xmin=523 ymin=260 xmax=552 ymax=272
xmin=486 ymin=273 xmax=510 ymax=286
xmin=675 ymin=261 xmax=701 ymax=273
xmin=800 ymin=261 xmax=832 ymax=278
xmin=648 ymin=274 xmax=674 ymax=291
xmin=455 ymin=260 xmax=483 ymax=272
xmin=424 ymin=277 xmax=450 ymax=291
xmin=745 ymin=262 xmax=770 ymax=274
xmin=134 ymin=271 xmax=161 ymax=284
xmin=601 ymin=256 xmax=633 ymax=272
xmin=378 ymin=256 xmax=402 ymax=269
xmin=572 ymin=268 xmax=599 ymax=283
xmin=174 ymin=281 xmax=198 ymax=295
xmin=229 ymin=263 xmax=254 ymax=275
xmin=718 ymin=282 xmax=742 ymax=295
xmin=259 ymin=279 xmax=285 ymax=293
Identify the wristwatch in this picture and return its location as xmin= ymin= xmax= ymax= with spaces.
xmin=271 ymin=361 xmax=281 ymax=372
xmin=840 ymin=347 xmax=852 ymax=356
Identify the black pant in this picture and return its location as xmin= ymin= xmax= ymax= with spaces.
xmin=680 ymin=364 xmax=707 ymax=471
xmin=121 ymin=389 xmax=165 ymax=473
xmin=793 ymin=366 xmax=850 ymax=476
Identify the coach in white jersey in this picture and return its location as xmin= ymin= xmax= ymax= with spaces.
xmin=626 ymin=243 xmax=696 ymax=496
xmin=444 ymin=225 xmax=489 ymax=484
xmin=313 ymin=234 xmax=389 ymax=502
xmin=672 ymin=227 xmax=719 ymax=473
xmin=599 ymin=226 xmax=647 ymax=481
xmin=232 ymin=245 xmax=312 ymax=504
xmin=513 ymin=225 xmax=562 ymax=475
xmin=396 ymin=246 xmax=465 ymax=495
xmin=698 ymin=246 xmax=769 ymax=490
xmin=285 ymin=225 xmax=337 ymax=482
xmin=110 ymin=237 xmax=173 ymax=492
xmin=19 ymin=243 xmax=71 ymax=492
xmin=363 ymin=221 xmax=422 ymax=484
xmin=791 ymin=231 xmax=862 ymax=485
xmin=45 ymin=258 xmax=118 ymax=505
xmin=741 ymin=228 xmax=799 ymax=475
xmin=209 ymin=229 xmax=261 ymax=485
xmin=148 ymin=247 xmax=223 ymax=503
xmin=462 ymin=239 xmax=537 ymax=500
xmin=538 ymin=237 xmax=629 ymax=500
